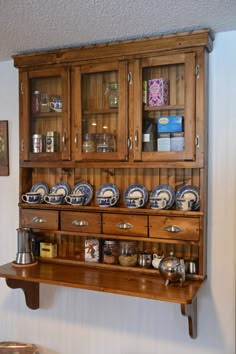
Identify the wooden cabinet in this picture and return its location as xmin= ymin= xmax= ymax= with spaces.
xmin=0 ymin=29 xmax=213 ymax=339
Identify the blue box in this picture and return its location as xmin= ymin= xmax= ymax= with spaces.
xmin=157 ymin=116 xmax=183 ymax=133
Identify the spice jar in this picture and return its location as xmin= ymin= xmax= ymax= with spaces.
xmin=119 ymin=241 xmax=138 ymax=267
xmin=103 ymin=240 xmax=119 ymax=264
xmin=105 ymin=82 xmax=119 ymax=108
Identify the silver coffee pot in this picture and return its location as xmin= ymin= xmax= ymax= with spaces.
xmin=159 ymin=251 xmax=185 ymax=286
xmin=15 ymin=227 xmax=35 ymax=265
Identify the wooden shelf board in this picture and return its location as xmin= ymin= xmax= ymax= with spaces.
xmin=0 ymin=262 xmax=205 ymax=305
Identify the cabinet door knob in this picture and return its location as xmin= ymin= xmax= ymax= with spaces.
xmin=32 ymin=216 xmax=46 ymax=223
xmin=164 ymin=225 xmax=183 ymax=233
xmin=72 ymin=219 xmax=88 ymax=226
xmin=116 ymin=222 xmax=133 ymax=229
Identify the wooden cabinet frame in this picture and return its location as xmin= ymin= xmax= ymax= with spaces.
xmin=0 ymin=29 xmax=213 ymax=339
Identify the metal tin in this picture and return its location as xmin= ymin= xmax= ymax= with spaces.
xmin=46 ymin=131 xmax=58 ymax=152
xmin=32 ymin=134 xmax=43 ymax=153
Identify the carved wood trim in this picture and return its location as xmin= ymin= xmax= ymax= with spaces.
xmin=6 ymin=278 xmax=39 ymax=310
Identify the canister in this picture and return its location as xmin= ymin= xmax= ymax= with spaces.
xmin=46 ymin=131 xmax=58 ymax=152
xmin=32 ymin=134 xmax=43 ymax=153
xmin=103 ymin=240 xmax=119 ymax=264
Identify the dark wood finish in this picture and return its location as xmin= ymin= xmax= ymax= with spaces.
xmin=20 ymin=209 xmax=59 ymax=230
xmin=181 ymin=296 xmax=197 ymax=339
xmin=6 ymin=278 xmax=39 ymax=310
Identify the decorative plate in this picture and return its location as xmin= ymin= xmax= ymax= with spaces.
xmin=30 ymin=181 xmax=50 ymax=202
xmin=72 ymin=182 xmax=94 ymax=206
xmin=96 ymin=183 xmax=119 ymax=207
xmin=50 ymin=182 xmax=71 ymax=197
xmin=176 ymin=185 xmax=200 ymax=210
xmin=124 ymin=183 xmax=148 ymax=208
xmin=150 ymin=184 xmax=175 ymax=209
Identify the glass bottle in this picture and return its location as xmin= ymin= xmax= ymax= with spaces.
xmin=32 ymin=91 xmax=41 ymax=114
xmin=82 ymin=133 xmax=95 ymax=153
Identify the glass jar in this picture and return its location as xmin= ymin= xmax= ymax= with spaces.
xmin=82 ymin=133 xmax=95 ymax=153
xmin=96 ymin=133 xmax=114 ymax=152
xmin=119 ymin=241 xmax=138 ymax=267
xmin=103 ymin=240 xmax=119 ymax=264
xmin=32 ymin=91 xmax=41 ymax=114
xmin=105 ymin=82 xmax=119 ymax=108
xmin=40 ymin=93 xmax=50 ymax=112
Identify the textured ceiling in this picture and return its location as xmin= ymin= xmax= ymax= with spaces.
xmin=0 ymin=0 xmax=236 ymax=62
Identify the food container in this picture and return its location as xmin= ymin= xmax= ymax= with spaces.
xmin=40 ymin=242 xmax=57 ymax=258
xmin=119 ymin=241 xmax=138 ymax=267
xmin=32 ymin=134 xmax=43 ymax=153
xmin=85 ymin=238 xmax=100 ymax=262
xmin=103 ymin=240 xmax=119 ymax=264
xmin=148 ymin=78 xmax=169 ymax=106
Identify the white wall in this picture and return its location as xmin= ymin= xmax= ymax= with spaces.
xmin=0 ymin=31 xmax=235 ymax=354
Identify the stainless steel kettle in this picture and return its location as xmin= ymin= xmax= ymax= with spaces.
xmin=15 ymin=228 xmax=35 ymax=265
xmin=159 ymin=251 xmax=185 ymax=286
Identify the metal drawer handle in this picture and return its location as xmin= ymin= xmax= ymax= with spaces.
xmin=72 ymin=220 xmax=88 ymax=227
xmin=116 ymin=222 xmax=133 ymax=229
xmin=32 ymin=216 xmax=46 ymax=223
xmin=164 ymin=225 xmax=183 ymax=233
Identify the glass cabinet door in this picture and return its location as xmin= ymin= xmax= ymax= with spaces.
xmin=71 ymin=61 xmax=128 ymax=161
xmin=20 ymin=67 xmax=69 ymax=161
xmin=132 ymin=53 xmax=196 ymax=162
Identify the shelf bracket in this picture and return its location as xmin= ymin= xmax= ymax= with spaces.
xmin=6 ymin=278 xmax=39 ymax=310
xmin=180 ymin=297 xmax=197 ymax=339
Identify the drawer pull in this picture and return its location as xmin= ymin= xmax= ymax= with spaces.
xmin=116 ymin=222 xmax=133 ymax=230
xmin=32 ymin=216 xmax=46 ymax=223
xmin=164 ymin=225 xmax=183 ymax=233
xmin=72 ymin=219 xmax=88 ymax=227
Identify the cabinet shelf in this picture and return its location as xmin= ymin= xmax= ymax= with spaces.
xmin=144 ymin=104 xmax=184 ymax=112
xmin=0 ymin=261 xmax=205 ymax=338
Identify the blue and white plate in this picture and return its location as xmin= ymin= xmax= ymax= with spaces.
xmin=150 ymin=184 xmax=175 ymax=209
xmin=30 ymin=182 xmax=50 ymax=202
xmin=176 ymin=185 xmax=200 ymax=210
xmin=72 ymin=182 xmax=93 ymax=206
xmin=50 ymin=182 xmax=71 ymax=197
xmin=96 ymin=183 xmax=119 ymax=207
xmin=124 ymin=184 xmax=148 ymax=208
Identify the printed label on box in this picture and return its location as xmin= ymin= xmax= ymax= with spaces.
xmin=148 ymin=78 xmax=169 ymax=106
xmin=85 ymin=238 xmax=100 ymax=262
xmin=157 ymin=116 xmax=183 ymax=133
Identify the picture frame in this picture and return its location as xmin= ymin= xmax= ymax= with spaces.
xmin=0 ymin=120 xmax=9 ymax=176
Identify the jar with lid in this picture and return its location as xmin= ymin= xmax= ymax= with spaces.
xmin=103 ymin=240 xmax=119 ymax=264
xmin=119 ymin=241 xmax=138 ymax=267
xmin=82 ymin=133 xmax=95 ymax=153
xmin=96 ymin=133 xmax=115 ymax=152
xmin=105 ymin=82 xmax=119 ymax=108
xmin=31 ymin=91 xmax=41 ymax=114
xmin=32 ymin=134 xmax=43 ymax=153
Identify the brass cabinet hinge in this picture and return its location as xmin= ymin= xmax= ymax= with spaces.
xmin=196 ymin=65 xmax=200 ymax=79
xmin=21 ymin=139 xmax=24 ymax=152
xmin=20 ymin=82 xmax=24 ymax=95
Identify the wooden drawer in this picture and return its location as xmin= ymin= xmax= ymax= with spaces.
xmin=61 ymin=211 xmax=101 ymax=233
xmin=149 ymin=216 xmax=200 ymax=241
xmin=103 ymin=214 xmax=148 ymax=237
xmin=20 ymin=209 xmax=59 ymax=230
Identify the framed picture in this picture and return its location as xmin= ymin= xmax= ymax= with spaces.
xmin=0 ymin=120 xmax=9 ymax=176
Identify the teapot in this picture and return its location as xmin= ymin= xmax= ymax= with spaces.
xmin=152 ymin=253 xmax=164 ymax=269
xmin=159 ymin=251 xmax=185 ymax=286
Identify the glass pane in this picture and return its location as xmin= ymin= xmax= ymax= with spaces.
xmin=142 ymin=63 xmax=185 ymax=153
xmin=30 ymin=76 xmax=62 ymax=154
xmin=81 ymin=70 xmax=118 ymax=153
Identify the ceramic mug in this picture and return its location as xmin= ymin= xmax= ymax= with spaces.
xmin=44 ymin=193 xmax=64 ymax=204
xmin=22 ymin=192 xmax=41 ymax=204
xmin=65 ymin=193 xmax=85 ymax=206
xmin=176 ymin=197 xmax=194 ymax=211
xmin=97 ymin=195 xmax=116 ymax=207
xmin=150 ymin=197 xmax=167 ymax=210
xmin=50 ymin=96 xmax=62 ymax=112
xmin=125 ymin=197 xmax=144 ymax=208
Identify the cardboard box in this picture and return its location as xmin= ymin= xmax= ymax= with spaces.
xmin=157 ymin=133 xmax=170 ymax=151
xmin=148 ymin=78 xmax=169 ymax=106
xmin=170 ymin=132 xmax=185 ymax=151
xmin=40 ymin=242 xmax=57 ymax=258
xmin=157 ymin=116 xmax=183 ymax=133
